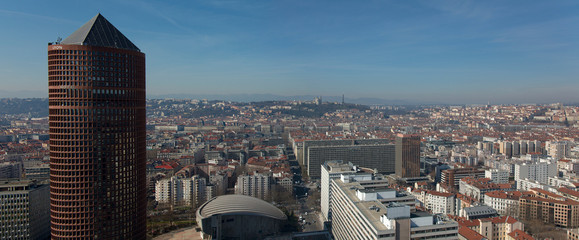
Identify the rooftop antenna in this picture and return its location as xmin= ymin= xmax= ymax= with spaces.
xmin=56 ymin=37 xmax=62 ymax=44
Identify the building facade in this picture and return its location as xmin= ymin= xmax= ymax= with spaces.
xmin=304 ymin=139 xmax=394 ymax=178
xmin=235 ymin=173 xmax=272 ymax=200
xmin=48 ymin=14 xmax=146 ymax=239
xmin=0 ymin=180 xmax=50 ymax=239
xmin=395 ymin=134 xmax=421 ymax=178
xmin=329 ymin=174 xmax=458 ymax=239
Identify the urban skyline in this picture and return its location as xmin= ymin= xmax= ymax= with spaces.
xmin=0 ymin=1 xmax=578 ymax=104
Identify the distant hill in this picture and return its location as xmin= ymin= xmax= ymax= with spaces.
xmin=0 ymin=98 xmax=48 ymax=117
xmin=148 ymin=93 xmax=411 ymax=105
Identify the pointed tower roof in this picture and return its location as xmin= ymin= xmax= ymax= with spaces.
xmin=61 ymin=13 xmax=140 ymax=52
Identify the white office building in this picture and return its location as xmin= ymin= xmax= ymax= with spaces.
xmin=329 ymin=174 xmax=458 ymax=239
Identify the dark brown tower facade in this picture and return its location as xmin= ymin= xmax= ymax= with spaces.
xmin=48 ymin=14 xmax=146 ymax=239
xmin=395 ymin=134 xmax=421 ymax=178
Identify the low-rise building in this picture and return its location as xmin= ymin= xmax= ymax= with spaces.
xmin=457 ymin=216 xmax=527 ymax=240
xmin=484 ymin=191 xmax=524 ymax=218
xmin=519 ymin=189 xmax=579 ymax=228
xmin=459 ymin=177 xmax=514 ymax=202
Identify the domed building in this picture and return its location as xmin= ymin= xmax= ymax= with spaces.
xmin=196 ymin=194 xmax=288 ymax=240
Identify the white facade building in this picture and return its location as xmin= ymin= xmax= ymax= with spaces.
xmin=330 ymin=176 xmax=458 ymax=239
xmin=155 ymin=175 xmax=207 ymax=206
xmin=514 ymin=162 xmax=557 ymax=184
xmin=321 ymin=161 xmax=359 ymax=221
xmin=485 ymin=169 xmax=510 ymax=184
xmin=483 ymin=191 xmax=520 ymax=217
xmin=426 ymin=191 xmax=456 ymax=215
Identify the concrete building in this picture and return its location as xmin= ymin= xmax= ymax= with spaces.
xmin=485 ymin=169 xmax=509 ymax=184
xmin=514 ymin=162 xmax=557 ymax=184
xmin=235 ymin=172 xmax=272 ymax=200
xmin=396 ymin=134 xmax=421 ymax=178
xmin=196 ymin=194 xmax=287 ymax=240
xmin=329 ymin=174 xmax=458 ymax=239
xmin=304 ymin=139 xmax=394 ymax=178
xmin=155 ymin=175 xmax=208 ymax=207
xmin=0 ymin=180 xmax=50 ymax=239
xmin=0 ymin=162 xmax=22 ymax=179
xmin=320 ymin=161 xmax=358 ymax=221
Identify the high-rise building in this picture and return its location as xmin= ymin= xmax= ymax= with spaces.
xmin=48 ymin=14 xmax=146 ymax=239
xmin=395 ymin=134 xmax=421 ymax=178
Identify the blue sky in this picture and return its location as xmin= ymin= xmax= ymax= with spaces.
xmin=0 ymin=0 xmax=578 ymax=104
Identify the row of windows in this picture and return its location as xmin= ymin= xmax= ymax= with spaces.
xmin=48 ymin=49 xmax=135 ymax=58
xmin=48 ymin=99 xmax=143 ymax=107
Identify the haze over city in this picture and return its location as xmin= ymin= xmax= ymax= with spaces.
xmin=0 ymin=0 xmax=578 ymax=104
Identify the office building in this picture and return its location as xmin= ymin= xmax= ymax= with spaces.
xmin=396 ymin=134 xmax=421 ymax=178
xmin=0 ymin=180 xmax=50 ymax=239
xmin=321 ymin=161 xmax=363 ymax=221
xmin=329 ymin=173 xmax=458 ymax=239
xmin=304 ymin=139 xmax=394 ymax=178
xmin=48 ymin=14 xmax=146 ymax=239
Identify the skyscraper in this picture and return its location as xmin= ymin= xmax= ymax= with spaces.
xmin=48 ymin=14 xmax=146 ymax=239
xmin=395 ymin=134 xmax=421 ymax=178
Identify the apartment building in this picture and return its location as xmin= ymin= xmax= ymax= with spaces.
xmin=519 ymin=189 xmax=579 ymax=228
xmin=514 ymin=162 xmax=557 ymax=185
xmin=155 ymin=175 xmax=208 ymax=207
xmin=484 ymin=191 xmax=523 ymax=218
xmin=458 ymin=216 xmax=525 ymax=240
xmin=485 ymin=169 xmax=510 ymax=184
xmin=459 ymin=177 xmax=514 ymax=202
xmin=235 ymin=172 xmax=272 ymax=200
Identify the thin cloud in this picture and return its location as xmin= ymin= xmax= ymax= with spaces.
xmin=0 ymin=9 xmax=79 ymax=24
